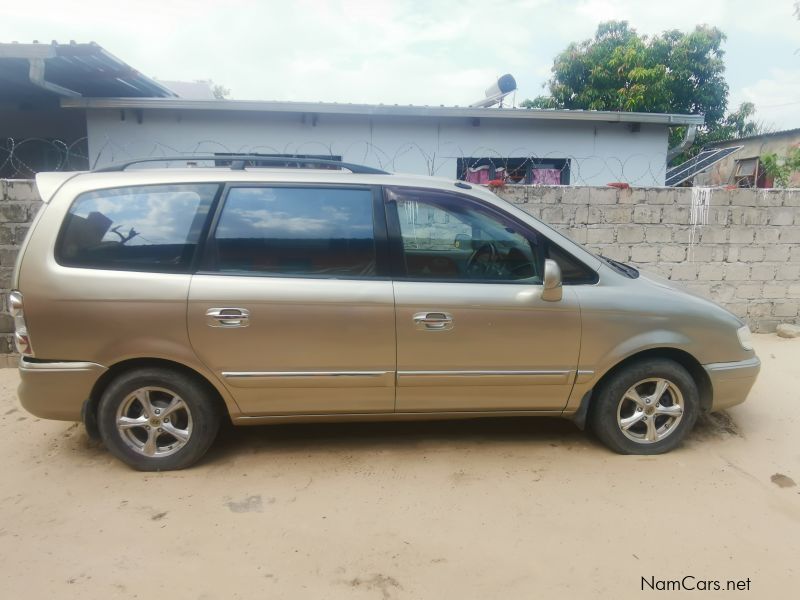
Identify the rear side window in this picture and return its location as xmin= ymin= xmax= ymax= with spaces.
xmin=208 ymin=186 xmax=376 ymax=277
xmin=57 ymin=184 xmax=218 ymax=273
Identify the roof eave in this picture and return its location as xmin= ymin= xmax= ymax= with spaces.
xmin=60 ymin=97 xmax=705 ymax=126
xmin=704 ymin=127 xmax=800 ymax=147
xmin=0 ymin=42 xmax=178 ymax=99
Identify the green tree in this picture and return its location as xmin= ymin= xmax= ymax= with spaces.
xmin=695 ymin=101 xmax=763 ymax=145
xmin=525 ymin=21 xmax=759 ymax=155
xmin=761 ymin=147 xmax=800 ymax=187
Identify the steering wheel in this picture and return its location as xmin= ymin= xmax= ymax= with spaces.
xmin=466 ymin=242 xmax=499 ymax=276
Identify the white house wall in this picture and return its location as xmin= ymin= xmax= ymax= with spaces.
xmin=85 ymin=109 xmax=669 ymax=186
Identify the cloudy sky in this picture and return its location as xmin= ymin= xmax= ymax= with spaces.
xmin=4 ymin=0 xmax=799 ymax=130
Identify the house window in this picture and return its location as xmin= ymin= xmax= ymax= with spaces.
xmin=732 ymin=158 xmax=770 ymax=188
xmin=457 ymin=157 xmax=570 ymax=185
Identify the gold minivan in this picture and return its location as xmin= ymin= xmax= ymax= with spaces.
xmin=13 ymin=157 xmax=760 ymax=470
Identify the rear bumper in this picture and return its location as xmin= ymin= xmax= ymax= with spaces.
xmin=704 ymin=356 xmax=760 ymax=411
xmin=18 ymin=358 xmax=107 ymax=421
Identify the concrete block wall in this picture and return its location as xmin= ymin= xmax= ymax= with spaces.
xmin=0 ymin=180 xmax=42 ymax=354
xmin=497 ymin=185 xmax=800 ymax=332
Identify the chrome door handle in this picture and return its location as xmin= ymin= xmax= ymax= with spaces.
xmin=206 ymin=308 xmax=250 ymax=328
xmin=413 ymin=312 xmax=454 ymax=331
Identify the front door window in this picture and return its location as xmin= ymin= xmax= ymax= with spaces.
xmin=387 ymin=187 xmax=544 ymax=282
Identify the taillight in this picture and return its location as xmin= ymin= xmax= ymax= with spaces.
xmin=8 ymin=290 xmax=33 ymax=357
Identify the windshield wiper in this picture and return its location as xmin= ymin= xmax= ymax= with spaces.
xmin=600 ymin=255 xmax=639 ymax=279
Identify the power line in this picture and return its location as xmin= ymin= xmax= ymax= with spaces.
xmin=753 ymin=99 xmax=800 ymax=108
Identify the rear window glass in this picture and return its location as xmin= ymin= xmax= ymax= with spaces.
xmin=209 ymin=186 xmax=376 ymax=277
xmin=57 ymin=184 xmax=217 ymax=273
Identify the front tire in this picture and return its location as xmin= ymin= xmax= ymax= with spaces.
xmin=589 ymin=359 xmax=699 ymax=454
xmin=97 ymin=367 xmax=220 ymax=471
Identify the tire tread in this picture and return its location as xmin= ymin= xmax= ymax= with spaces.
xmin=589 ymin=358 xmax=699 ymax=455
xmin=97 ymin=367 xmax=220 ymax=471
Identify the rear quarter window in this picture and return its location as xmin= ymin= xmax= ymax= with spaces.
xmin=56 ymin=184 xmax=218 ymax=273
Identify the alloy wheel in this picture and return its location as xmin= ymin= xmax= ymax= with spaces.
xmin=616 ymin=378 xmax=684 ymax=444
xmin=115 ymin=387 xmax=193 ymax=458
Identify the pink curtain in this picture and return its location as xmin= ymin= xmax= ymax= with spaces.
xmin=531 ymin=168 xmax=561 ymax=185
xmin=465 ymin=166 xmax=490 ymax=184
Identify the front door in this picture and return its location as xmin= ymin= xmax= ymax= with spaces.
xmin=188 ymin=184 xmax=395 ymax=416
xmin=386 ymin=187 xmax=581 ymax=412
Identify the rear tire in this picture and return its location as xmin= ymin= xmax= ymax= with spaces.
xmin=589 ymin=359 xmax=699 ymax=455
xmin=97 ymin=367 xmax=220 ymax=471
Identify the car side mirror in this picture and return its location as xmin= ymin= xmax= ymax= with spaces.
xmin=542 ymin=259 xmax=562 ymax=302
xmin=454 ymin=233 xmax=471 ymax=249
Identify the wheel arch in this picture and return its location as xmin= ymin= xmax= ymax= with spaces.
xmin=85 ymin=357 xmax=235 ymax=437
xmin=572 ymin=347 xmax=712 ymax=429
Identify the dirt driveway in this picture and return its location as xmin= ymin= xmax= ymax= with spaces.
xmin=0 ymin=334 xmax=798 ymax=599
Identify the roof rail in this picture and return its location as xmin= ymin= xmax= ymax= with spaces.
xmin=93 ymin=155 xmax=390 ymax=174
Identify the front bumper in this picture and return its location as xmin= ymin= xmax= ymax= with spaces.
xmin=18 ymin=358 xmax=107 ymax=421
xmin=703 ymin=356 xmax=761 ymax=411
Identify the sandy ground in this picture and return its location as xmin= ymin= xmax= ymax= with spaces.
xmin=0 ymin=334 xmax=798 ymax=599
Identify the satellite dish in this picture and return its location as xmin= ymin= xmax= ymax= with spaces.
xmin=470 ymin=74 xmax=517 ymax=108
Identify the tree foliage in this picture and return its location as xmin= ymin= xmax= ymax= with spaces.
xmin=524 ymin=21 xmax=760 ymax=155
xmin=761 ymin=147 xmax=800 ymax=188
xmin=196 ymin=79 xmax=231 ymax=100
xmin=211 ymin=83 xmax=231 ymax=100
xmin=695 ymin=101 xmax=761 ymax=145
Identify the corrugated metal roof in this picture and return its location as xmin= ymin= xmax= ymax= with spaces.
xmin=0 ymin=42 xmax=177 ymax=100
xmin=59 ymin=96 xmax=705 ymax=126
xmin=705 ymin=127 xmax=800 ymax=146
xmin=155 ymin=80 xmax=216 ymax=100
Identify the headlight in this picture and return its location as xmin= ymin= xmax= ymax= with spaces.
xmin=737 ymin=325 xmax=753 ymax=351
